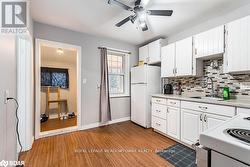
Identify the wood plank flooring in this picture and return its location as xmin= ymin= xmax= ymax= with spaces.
xmin=41 ymin=117 xmax=77 ymax=132
xmin=21 ymin=121 xmax=176 ymax=167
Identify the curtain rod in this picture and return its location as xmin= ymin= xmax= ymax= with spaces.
xmin=98 ymin=47 xmax=131 ymax=54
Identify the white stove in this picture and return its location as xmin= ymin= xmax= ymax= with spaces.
xmin=198 ymin=114 xmax=250 ymax=167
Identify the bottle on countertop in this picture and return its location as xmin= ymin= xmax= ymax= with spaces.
xmin=174 ymin=82 xmax=182 ymax=95
xmin=223 ymin=86 xmax=230 ymax=100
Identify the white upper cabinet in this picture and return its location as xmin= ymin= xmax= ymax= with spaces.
xmin=226 ymin=16 xmax=250 ymax=73
xmin=161 ymin=43 xmax=176 ymax=77
xmin=139 ymin=39 xmax=162 ymax=64
xmin=194 ymin=25 xmax=225 ymax=59
xmin=175 ymin=37 xmax=193 ymax=76
xmin=148 ymin=39 xmax=162 ymax=64
xmin=139 ymin=45 xmax=149 ymax=63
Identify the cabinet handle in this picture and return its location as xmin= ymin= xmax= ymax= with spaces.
xmin=156 ymin=110 xmax=161 ymax=113
xmin=200 ymin=114 xmax=203 ymax=121
xmin=173 ymin=68 xmax=175 ymax=74
xmin=156 ymin=123 xmax=161 ymax=126
xmin=204 ymin=115 xmax=207 ymax=123
xmin=170 ymin=102 xmax=176 ymax=105
xmin=199 ymin=106 xmax=208 ymax=110
xmin=176 ymin=68 xmax=178 ymax=74
xmin=195 ymin=48 xmax=197 ymax=55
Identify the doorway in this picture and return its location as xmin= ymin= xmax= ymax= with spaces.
xmin=35 ymin=39 xmax=81 ymax=139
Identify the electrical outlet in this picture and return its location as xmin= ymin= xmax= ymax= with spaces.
xmin=240 ymin=82 xmax=250 ymax=91
xmin=4 ymin=90 xmax=9 ymax=104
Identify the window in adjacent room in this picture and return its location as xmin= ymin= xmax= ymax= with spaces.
xmin=41 ymin=67 xmax=69 ymax=89
xmin=107 ymin=51 xmax=129 ymax=97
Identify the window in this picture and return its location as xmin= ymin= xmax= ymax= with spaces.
xmin=107 ymin=51 xmax=129 ymax=96
xmin=41 ymin=67 xmax=69 ymax=89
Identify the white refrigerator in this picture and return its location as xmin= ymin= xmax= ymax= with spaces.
xmin=131 ymin=65 xmax=160 ymax=128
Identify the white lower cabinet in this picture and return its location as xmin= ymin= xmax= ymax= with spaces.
xmin=152 ymin=116 xmax=167 ymax=134
xmin=181 ymin=109 xmax=202 ymax=145
xmin=152 ymin=98 xmax=235 ymax=146
xmin=204 ymin=113 xmax=229 ymax=131
xmin=167 ymin=106 xmax=180 ymax=139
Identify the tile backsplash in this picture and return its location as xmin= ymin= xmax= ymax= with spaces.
xmin=162 ymin=58 xmax=250 ymax=98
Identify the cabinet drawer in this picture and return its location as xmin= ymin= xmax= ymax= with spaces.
xmin=167 ymin=99 xmax=180 ymax=107
xmin=181 ymin=101 xmax=235 ymax=117
xmin=152 ymin=104 xmax=167 ymax=119
xmin=152 ymin=97 xmax=167 ymax=105
xmin=152 ymin=116 xmax=167 ymax=134
xmin=237 ymin=108 xmax=250 ymax=115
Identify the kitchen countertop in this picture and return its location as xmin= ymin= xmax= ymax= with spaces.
xmin=152 ymin=94 xmax=250 ymax=109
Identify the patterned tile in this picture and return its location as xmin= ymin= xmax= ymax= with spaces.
xmin=162 ymin=58 xmax=250 ymax=97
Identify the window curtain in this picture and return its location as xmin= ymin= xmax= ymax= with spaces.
xmin=100 ymin=48 xmax=111 ymax=123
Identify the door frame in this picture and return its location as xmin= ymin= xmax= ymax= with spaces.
xmin=35 ymin=39 xmax=82 ymax=139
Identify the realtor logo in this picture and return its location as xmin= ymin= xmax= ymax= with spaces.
xmin=0 ymin=160 xmax=8 ymax=167
xmin=2 ymin=1 xmax=27 ymax=28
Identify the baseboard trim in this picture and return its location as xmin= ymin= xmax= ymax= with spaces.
xmin=80 ymin=117 xmax=131 ymax=131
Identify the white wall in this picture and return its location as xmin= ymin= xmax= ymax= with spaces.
xmin=0 ymin=35 xmax=17 ymax=161
xmin=40 ymin=60 xmax=77 ymax=117
xmin=34 ymin=22 xmax=139 ymax=126
xmin=164 ymin=3 xmax=250 ymax=45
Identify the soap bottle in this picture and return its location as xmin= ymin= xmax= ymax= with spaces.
xmin=223 ymin=87 xmax=230 ymax=100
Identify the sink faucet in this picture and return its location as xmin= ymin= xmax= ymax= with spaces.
xmin=206 ymin=77 xmax=217 ymax=97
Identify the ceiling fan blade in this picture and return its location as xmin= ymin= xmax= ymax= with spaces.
xmin=147 ymin=10 xmax=173 ymax=16
xmin=135 ymin=0 xmax=141 ymax=6
xmin=115 ymin=16 xmax=132 ymax=27
xmin=108 ymin=0 xmax=132 ymax=11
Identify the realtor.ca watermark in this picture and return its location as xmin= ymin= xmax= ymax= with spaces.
xmin=0 ymin=160 xmax=25 ymax=167
xmin=1 ymin=1 xmax=27 ymax=34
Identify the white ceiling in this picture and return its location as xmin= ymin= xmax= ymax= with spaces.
xmin=31 ymin=0 xmax=250 ymax=45
xmin=41 ymin=46 xmax=77 ymax=64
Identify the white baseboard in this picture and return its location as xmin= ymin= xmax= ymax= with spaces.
xmin=80 ymin=117 xmax=131 ymax=131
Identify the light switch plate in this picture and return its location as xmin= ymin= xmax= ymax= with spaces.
xmin=240 ymin=82 xmax=250 ymax=90
xmin=82 ymin=78 xmax=87 ymax=84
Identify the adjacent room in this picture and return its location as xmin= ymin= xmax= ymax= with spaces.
xmin=1 ymin=0 xmax=250 ymax=167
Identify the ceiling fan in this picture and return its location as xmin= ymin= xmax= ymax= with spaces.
xmin=108 ymin=0 xmax=173 ymax=31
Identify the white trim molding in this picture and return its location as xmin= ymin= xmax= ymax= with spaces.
xmin=80 ymin=117 xmax=131 ymax=130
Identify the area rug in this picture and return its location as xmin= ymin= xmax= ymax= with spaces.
xmin=157 ymin=144 xmax=197 ymax=167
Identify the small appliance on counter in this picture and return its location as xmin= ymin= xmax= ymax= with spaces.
xmin=163 ymin=84 xmax=173 ymax=94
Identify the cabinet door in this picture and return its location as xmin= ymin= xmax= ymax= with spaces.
xmin=194 ymin=25 xmax=224 ymax=58
xmin=167 ymin=107 xmax=180 ymax=140
xmin=148 ymin=39 xmax=161 ymax=64
xmin=175 ymin=37 xmax=193 ymax=76
xmin=139 ymin=45 xmax=149 ymax=63
xmin=161 ymin=43 xmax=175 ymax=77
xmin=181 ymin=109 xmax=202 ymax=145
xmin=227 ymin=16 xmax=250 ymax=73
xmin=203 ymin=114 xmax=229 ymax=131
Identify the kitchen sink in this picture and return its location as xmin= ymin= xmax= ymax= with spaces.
xmin=190 ymin=96 xmax=224 ymax=101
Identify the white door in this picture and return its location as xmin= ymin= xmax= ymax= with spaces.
xmin=194 ymin=26 xmax=225 ymax=58
xmin=131 ymin=66 xmax=147 ymax=84
xmin=139 ymin=45 xmax=149 ymax=63
xmin=161 ymin=43 xmax=175 ymax=77
xmin=181 ymin=109 xmax=202 ymax=145
xmin=167 ymin=107 xmax=180 ymax=140
xmin=203 ymin=114 xmax=229 ymax=131
xmin=131 ymin=84 xmax=147 ymax=127
xmin=175 ymin=37 xmax=193 ymax=76
xmin=148 ymin=39 xmax=161 ymax=64
xmin=227 ymin=16 xmax=250 ymax=73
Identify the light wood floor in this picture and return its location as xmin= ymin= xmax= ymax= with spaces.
xmin=21 ymin=121 xmax=176 ymax=167
xmin=41 ymin=117 xmax=77 ymax=132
